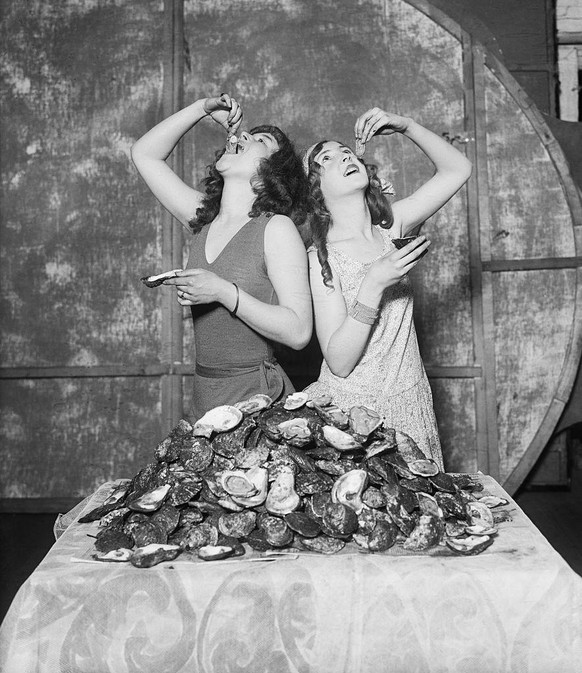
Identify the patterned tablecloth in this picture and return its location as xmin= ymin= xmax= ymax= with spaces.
xmin=1 ymin=475 xmax=581 ymax=673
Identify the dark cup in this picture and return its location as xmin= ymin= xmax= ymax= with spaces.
xmin=391 ymin=236 xmax=428 ymax=258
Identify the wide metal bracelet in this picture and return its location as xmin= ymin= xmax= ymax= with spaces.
xmin=348 ymin=299 xmax=379 ymax=325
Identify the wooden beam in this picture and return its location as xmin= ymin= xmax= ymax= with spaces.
xmin=483 ymin=257 xmax=582 ymax=272
xmin=161 ymin=0 xmax=185 ymax=433
xmin=0 ymin=365 xmax=194 ymax=379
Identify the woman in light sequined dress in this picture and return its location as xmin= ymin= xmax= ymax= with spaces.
xmin=303 ymin=108 xmax=472 ymax=468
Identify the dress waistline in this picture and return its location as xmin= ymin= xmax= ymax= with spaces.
xmin=196 ymin=358 xmax=278 ymax=379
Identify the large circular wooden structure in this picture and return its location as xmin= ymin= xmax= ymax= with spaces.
xmin=180 ymin=0 xmax=582 ymax=493
xmin=1 ymin=0 xmax=580 ymax=506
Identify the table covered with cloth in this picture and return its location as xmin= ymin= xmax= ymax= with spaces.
xmin=1 ymin=475 xmax=581 ymax=673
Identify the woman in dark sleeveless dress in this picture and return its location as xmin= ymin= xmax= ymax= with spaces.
xmin=131 ymin=94 xmax=312 ymax=420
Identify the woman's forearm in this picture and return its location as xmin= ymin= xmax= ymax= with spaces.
xmin=219 ymin=282 xmax=312 ymax=351
xmin=131 ymin=99 xmax=208 ymax=161
xmin=403 ymin=120 xmax=472 ymax=180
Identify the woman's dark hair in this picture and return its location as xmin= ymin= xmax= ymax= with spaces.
xmin=305 ymin=140 xmax=394 ymax=288
xmin=188 ymin=125 xmax=308 ymax=233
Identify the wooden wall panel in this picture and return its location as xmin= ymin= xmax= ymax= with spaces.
xmin=0 ymin=0 xmax=168 ymax=503
xmin=493 ymin=269 xmax=578 ymax=477
xmin=1 ymin=0 xmax=165 ymax=369
xmin=0 ymin=378 xmax=162 ymax=499
xmin=430 ymin=379 xmax=479 ymax=472
xmin=484 ymin=68 xmax=576 ymax=260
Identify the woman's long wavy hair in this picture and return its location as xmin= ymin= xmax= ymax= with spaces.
xmin=305 ymin=140 xmax=394 ymax=288
xmin=188 ymin=125 xmax=308 ymax=233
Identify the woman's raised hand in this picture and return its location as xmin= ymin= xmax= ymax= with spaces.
xmin=355 ymin=108 xmax=411 ymax=144
xmin=367 ymin=236 xmax=430 ymax=290
xmin=203 ymin=93 xmax=243 ymax=134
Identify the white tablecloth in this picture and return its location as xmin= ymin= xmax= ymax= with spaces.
xmin=1 ymin=475 xmax=581 ymax=673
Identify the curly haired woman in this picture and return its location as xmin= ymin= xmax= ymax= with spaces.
xmin=303 ymin=108 xmax=472 ymax=468
xmin=131 ymin=94 xmax=312 ymax=420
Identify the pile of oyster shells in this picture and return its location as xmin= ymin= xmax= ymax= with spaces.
xmin=80 ymin=393 xmax=507 ymax=568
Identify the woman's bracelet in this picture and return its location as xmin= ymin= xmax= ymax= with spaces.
xmin=348 ymin=299 xmax=379 ymax=325
xmin=231 ymin=282 xmax=240 ymax=315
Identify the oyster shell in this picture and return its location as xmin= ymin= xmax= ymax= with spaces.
xmin=277 ymin=418 xmax=312 ymax=446
xmin=315 ymin=405 xmax=350 ymax=429
xmin=446 ymin=534 xmax=494 ymax=555
xmin=402 ymin=514 xmax=443 ymax=551
xmin=140 ymin=268 xmax=182 ymax=288
xmin=306 ymin=394 xmax=333 ymax=408
xmin=128 ymin=484 xmax=171 ymax=513
xmin=478 ymin=495 xmax=508 ymax=508
xmin=298 ymin=535 xmax=345 ymax=554
xmin=246 ymin=529 xmax=272 ymax=551
xmin=169 ymin=521 xmax=218 ymax=550
xmin=130 ymin=543 xmax=182 ymax=568
xmin=348 ymin=405 xmax=383 ymax=439
xmin=78 ymin=482 xmax=130 ymax=523
xmin=434 ymin=492 xmax=468 ymax=521
xmin=220 ymin=470 xmax=258 ymax=498
xmin=322 ymin=425 xmax=362 ymax=452
xmin=394 ymin=430 xmax=426 ymax=462
xmin=408 ymin=459 xmax=439 ymax=478
xmin=362 ymin=486 xmax=385 ymax=509
xmin=416 ymin=492 xmax=442 ymax=517
xmin=198 ymin=545 xmax=235 ymax=561
xmin=322 ymin=501 xmax=359 ymax=538
xmin=92 ymin=548 xmax=133 ymax=563
xmin=285 ymin=511 xmax=321 ymax=538
xmin=212 ymin=418 xmax=256 ymax=458
xmin=331 ymin=469 xmax=368 ymax=514
xmin=192 ymin=405 xmax=243 ymax=437
xmin=295 ymin=471 xmax=331 ymax=496
xmin=368 ymin=520 xmax=398 ymax=552
xmin=259 ymin=514 xmax=293 ymax=547
xmin=132 ymin=520 xmax=167 ymax=547
xmin=218 ymin=510 xmax=257 ymax=539
xmin=265 ymin=466 xmax=301 ymax=515
xmin=429 ymin=472 xmax=457 ymax=493
xmin=231 ymin=467 xmax=269 ymax=507
xmin=150 ymin=504 xmax=181 ymax=535
xmin=95 ymin=526 xmax=134 ymax=553
xmin=357 ymin=506 xmax=377 ymax=534
xmin=465 ymin=524 xmax=497 ymax=536
xmin=234 ymin=394 xmax=272 ymax=414
xmin=400 ymin=476 xmax=433 ymax=493
xmin=467 ymin=501 xmax=495 ymax=528
xmin=283 ymin=392 xmax=309 ymax=410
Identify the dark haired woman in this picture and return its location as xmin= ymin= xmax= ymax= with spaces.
xmin=131 ymin=94 xmax=312 ymax=420
xmin=303 ymin=108 xmax=472 ymax=467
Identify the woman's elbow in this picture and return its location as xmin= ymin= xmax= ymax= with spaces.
xmin=286 ymin=324 xmax=312 ymax=350
xmin=327 ymin=360 xmax=354 ymax=378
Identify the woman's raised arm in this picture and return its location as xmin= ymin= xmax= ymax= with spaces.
xmin=131 ymin=94 xmax=242 ymax=229
xmin=355 ymin=109 xmax=472 ymax=235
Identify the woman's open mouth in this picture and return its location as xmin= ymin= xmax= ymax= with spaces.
xmin=344 ymin=164 xmax=359 ymax=176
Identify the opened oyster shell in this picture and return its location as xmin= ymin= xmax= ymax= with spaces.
xmin=323 ymin=425 xmax=362 ymax=452
xmin=265 ymin=466 xmax=301 ymax=515
xmin=140 ymin=268 xmax=182 ymax=288
xmin=193 ymin=405 xmax=243 ymax=437
xmin=331 ymin=469 xmax=368 ymax=514
xmin=234 ymin=394 xmax=272 ymax=414
xmin=446 ymin=534 xmax=494 ymax=555
xmin=283 ymin=392 xmax=309 ymax=410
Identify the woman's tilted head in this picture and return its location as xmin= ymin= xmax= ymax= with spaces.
xmin=304 ymin=140 xmax=394 ymax=287
xmin=189 ymin=125 xmax=308 ymax=233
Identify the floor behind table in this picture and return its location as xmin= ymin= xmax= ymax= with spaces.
xmin=1 ymin=465 xmax=581 ymax=625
